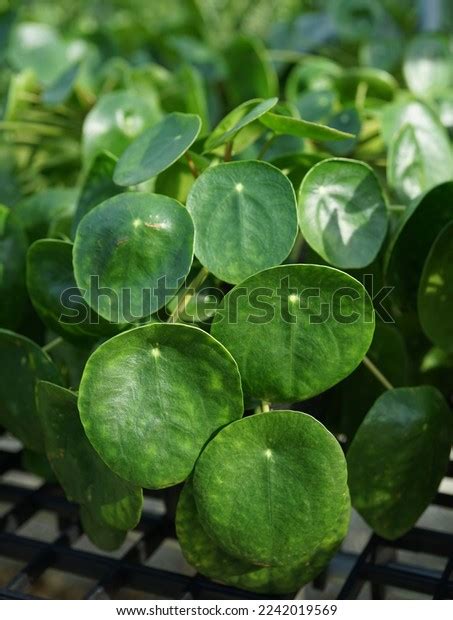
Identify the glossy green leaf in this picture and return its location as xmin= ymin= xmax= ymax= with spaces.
xmin=0 ymin=204 xmax=27 ymax=329
xmin=0 ymin=329 xmax=62 ymax=452
xmin=193 ymin=411 xmax=350 ymax=567
xmin=334 ymin=67 xmax=398 ymax=101
xmin=186 ymin=161 xmax=297 ymax=284
xmin=204 ymin=98 xmax=278 ymax=152
xmin=404 ymin=34 xmax=452 ymax=98
xmin=73 ymin=193 xmax=194 ymax=323
xmin=80 ymin=505 xmax=127 ymax=552
xmin=380 ymin=100 xmax=451 ymax=148
xmin=71 ymin=151 xmax=122 ymax=237
xmin=27 ymin=239 xmax=119 ymax=344
xmin=177 ymin=478 xmax=338 ymax=594
xmin=78 ymin=323 xmax=243 ymax=489
xmin=211 ymin=264 xmax=374 ymax=402
xmin=388 ymin=122 xmax=453 ymax=203
xmin=260 ymin=112 xmax=355 ymax=142
xmin=348 ymin=387 xmax=453 ymax=539
xmin=14 ymin=188 xmax=78 ymax=244
xmin=298 ymin=159 xmax=388 ymax=269
xmin=37 ymin=381 xmax=142 ymax=530
xmin=82 ymin=91 xmax=162 ymax=164
xmin=418 ymin=222 xmax=453 ymax=352
xmin=385 ymin=182 xmax=453 ymax=310
xmin=113 ymin=113 xmax=201 ymax=187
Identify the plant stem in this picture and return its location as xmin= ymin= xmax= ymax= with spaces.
xmin=261 ymin=401 xmax=271 ymax=412
xmin=185 ymin=152 xmax=200 ymax=178
xmin=362 ymin=355 xmax=394 ymax=391
xmin=168 ymin=267 xmax=210 ymax=323
xmin=224 ymin=141 xmax=233 ymax=162
xmin=42 ymin=336 xmax=64 ymax=354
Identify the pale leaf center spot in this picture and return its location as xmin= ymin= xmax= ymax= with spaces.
xmin=235 ymin=182 xmax=244 ymax=193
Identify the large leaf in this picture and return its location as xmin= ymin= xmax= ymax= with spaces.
xmin=78 ymin=323 xmax=243 ymax=489
xmin=348 ymin=387 xmax=453 ymax=539
xmin=211 ymin=264 xmax=374 ymax=402
xmin=298 ymin=159 xmax=388 ymax=269
xmin=0 ymin=204 xmax=27 ymax=329
xmin=418 ymin=222 xmax=453 ymax=352
xmin=193 ymin=411 xmax=350 ymax=567
xmin=27 ymin=239 xmax=119 ymax=344
xmin=82 ymin=91 xmax=162 ymax=164
xmin=186 ymin=161 xmax=297 ymax=284
xmin=177 ymin=478 xmax=338 ymax=594
xmin=73 ymin=193 xmax=194 ymax=323
xmin=113 ymin=113 xmax=202 ymax=187
xmin=37 ymin=381 xmax=142 ymax=530
xmin=0 ymin=329 xmax=62 ymax=452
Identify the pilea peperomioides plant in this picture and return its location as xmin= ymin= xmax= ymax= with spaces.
xmin=1 ymin=1 xmax=453 ymax=597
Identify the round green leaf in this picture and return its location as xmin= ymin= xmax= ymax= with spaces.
xmin=0 ymin=329 xmax=62 ymax=452
xmin=404 ymin=34 xmax=452 ymax=99
xmin=78 ymin=323 xmax=243 ymax=489
xmin=385 ymin=182 xmax=453 ymax=310
xmin=113 ymin=113 xmax=202 ymax=187
xmin=418 ymin=222 xmax=453 ymax=352
xmin=82 ymin=91 xmax=162 ymax=164
xmin=176 ymin=478 xmax=338 ymax=594
xmin=186 ymin=161 xmax=297 ymax=284
xmin=193 ymin=411 xmax=350 ymax=567
xmin=298 ymin=159 xmax=388 ymax=269
xmin=211 ymin=264 xmax=374 ymax=402
xmin=27 ymin=239 xmax=119 ymax=345
xmin=0 ymin=204 xmax=27 ymax=329
xmin=347 ymin=387 xmax=453 ymax=540
xmin=80 ymin=505 xmax=127 ymax=552
xmin=37 ymin=381 xmax=142 ymax=530
xmin=260 ymin=112 xmax=354 ymax=142
xmin=204 ymin=98 xmax=278 ymax=152
xmin=73 ymin=193 xmax=194 ymax=323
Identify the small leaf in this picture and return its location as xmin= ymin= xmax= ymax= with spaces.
xmin=193 ymin=411 xmax=350 ymax=567
xmin=78 ymin=323 xmax=243 ymax=489
xmin=27 ymin=239 xmax=119 ymax=344
xmin=260 ymin=112 xmax=355 ymax=141
xmin=211 ymin=264 xmax=374 ymax=402
xmin=298 ymin=158 xmax=388 ymax=269
xmin=204 ymin=98 xmax=278 ymax=152
xmin=347 ymin=387 xmax=453 ymax=539
xmin=36 ymin=381 xmax=142 ymax=530
xmin=73 ymin=193 xmax=194 ymax=323
xmin=418 ymin=222 xmax=453 ymax=352
xmin=186 ymin=161 xmax=297 ymax=284
xmin=113 ymin=113 xmax=202 ymax=187
xmin=324 ymin=108 xmax=361 ymax=156
xmin=0 ymin=329 xmax=62 ymax=452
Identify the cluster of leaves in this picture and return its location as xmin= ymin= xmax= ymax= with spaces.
xmin=1 ymin=0 xmax=453 ymax=595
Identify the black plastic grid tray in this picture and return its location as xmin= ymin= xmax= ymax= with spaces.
xmin=0 ymin=432 xmax=452 ymax=600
